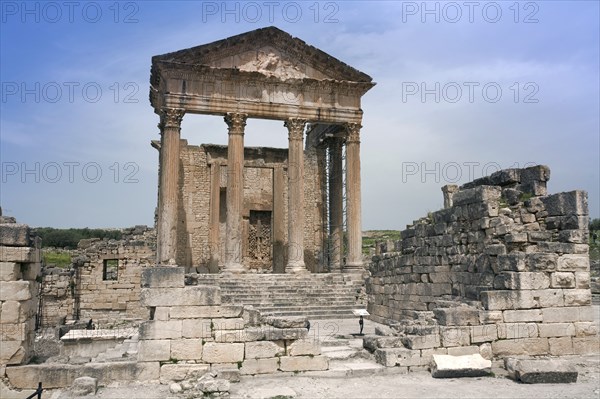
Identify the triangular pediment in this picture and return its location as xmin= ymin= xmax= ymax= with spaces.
xmin=153 ymin=26 xmax=372 ymax=83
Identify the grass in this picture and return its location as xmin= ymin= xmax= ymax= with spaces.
xmin=43 ymin=251 xmax=72 ymax=268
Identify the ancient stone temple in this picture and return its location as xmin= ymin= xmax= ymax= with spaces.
xmin=150 ymin=27 xmax=375 ymax=273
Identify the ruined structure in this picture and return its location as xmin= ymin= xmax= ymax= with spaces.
xmin=366 ymin=166 xmax=599 ymax=366
xmin=150 ymin=26 xmax=375 ymax=273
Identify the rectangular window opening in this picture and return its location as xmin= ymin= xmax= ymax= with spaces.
xmin=103 ymin=259 xmax=119 ymax=281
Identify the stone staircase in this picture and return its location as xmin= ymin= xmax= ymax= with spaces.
xmin=188 ymin=273 xmax=367 ymax=320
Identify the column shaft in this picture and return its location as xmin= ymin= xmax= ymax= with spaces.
xmin=329 ymin=138 xmax=344 ymax=271
xmin=285 ymin=119 xmax=307 ymax=273
xmin=345 ymin=123 xmax=363 ymax=270
xmin=224 ymin=113 xmax=247 ymax=272
xmin=156 ymin=108 xmax=184 ymax=265
xmin=208 ymin=162 xmax=221 ymax=272
xmin=272 ymin=166 xmax=285 ymax=273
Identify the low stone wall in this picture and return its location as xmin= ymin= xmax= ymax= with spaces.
xmin=366 ymin=166 xmax=598 ymax=362
xmin=138 ymin=267 xmax=328 ymax=383
xmin=0 ymin=218 xmax=42 ymax=368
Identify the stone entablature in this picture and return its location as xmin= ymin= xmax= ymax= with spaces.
xmin=366 ymin=166 xmax=598 ymax=363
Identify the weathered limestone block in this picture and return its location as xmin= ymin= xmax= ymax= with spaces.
xmin=0 ymin=301 xmax=21 ymax=324
xmin=0 ymin=340 xmax=26 ymax=365
xmin=196 ymin=374 xmax=230 ymax=393
xmin=160 ymin=363 xmax=210 ymax=383
xmin=550 ymin=272 xmax=576 ymax=288
xmin=264 ymin=316 xmax=307 ymax=328
xmin=245 ymin=341 xmax=285 ymax=359
xmin=0 ymin=224 xmax=30 ymax=246
xmin=138 ymin=340 xmax=170 ymax=362
xmin=574 ymin=272 xmax=590 ymax=289
xmin=538 ymin=323 xmax=575 ymax=338
xmin=497 ymin=323 xmax=538 ymax=339
xmin=0 ymin=262 xmax=21 ymax=281
xmin=541 ymin=190 xmax=587 ymax=216
xmin=264 ymin=327 xmax=307 ymax=341
xmin=0 ymin=246 xmax=38 ymax=263
xmin=495 ymin=272 xmax=550 ymax=290
xmin=440 ymin=327 xmax=470 ymax=347
xmin=563 ymin=289 xmax=591 ymax=306
xmin=401 ymin=334 xmax=440 ymax=350
xmin=214 ymin=329 xmax=248 ymax=343
xmin=212 ymin=317 xmax=245 ymax=330
xmin=548 ymin=337 xmax=574 ymax=355
xmin=433 ymin=307 xmax=479 ymax=326
xmin=470 ymin=325 xmax=498 ymax=343
xmin=557 ymin=255 xmax=589 ymax=271
xmin=20 ymin=262 xmax=40 ymax=281
xmin=542 ymin=306 xmax=594 ymax=323
xmin=479 ymin=311 xmax=503 ymax=324
xmin=573 ymin=322 xmax=598 ymax=337
xmin=0 ymin=281 xmax=35 ymax=301
xmin=505 ymin=358 xmax=578 ymax=383
xmin=240 ymin=358 xmax=279 ymax=375
xmin=527 ymin=253 xmax=558 ymax=271
xmin=182 ymin=318 xmax=212 ymax=338
xmin=481 ymin=289 xmax=563 ymax=310
xmin=169 ymin=305 xmax=243 ymax=319
xmin=492 ymin=338 xmax=549 ymax=356
xmin=140 ymin=285 xmax=221 ymax=307
xmin=431 ymin=354 xmax=491 ymax=378
xmin=363 ymin=335 xmax=405 ymax=352
xmin=141 ymin=267 xmax=184 ymax=288
xmin=170 ymin=339 xmax=203 ymax=360
xmin=497 ymin=254 xmax=526 ymax=272
xmin=446 ymin=345 xmax=480 ymax=356
xmin=287 ymin=339 xmax=321 ymax=356
xmin=453 ymin=186 xmax=501 ymax=206
xmin=279 ymin=355 xmax=328 ymax=372
xmin=202 ymin=342 xmax=244 ymax=363
xmin=572 ymin=336 xmax=600 ymax=354
xmin=503 ymin=309 xmax=543 ymax=323
xmin=71 ymin=376 xmax=97 ymax=396
xmin=139 ymin=320 xmax=182 ymax=340
xmin=558 ymin=230 xmax=588 ymax=244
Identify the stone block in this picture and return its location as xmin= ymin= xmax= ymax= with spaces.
xmin=170 ymin=305 xmax=242 ymax=319
xmin=433 ymin=307 xmax=479 ymax=326
xmin=538 ymin=323 xmax=575 ymax=338
xmin=497 ymin=323 xmax=538 ymax=339
xmin=503 ymin=309 xmax=543 ymax=323
xmin=574 ymin=272 xmax=590 ymax=289
xmin=279 ymin=355 xmax=328 ymax=372
xmin=0 ymin=262 xmax=21 ymax=281
xmin=563 ymin=289 xmax=591 ymax=306
xmin=154 ymin=307 xmax=170 ymax=321
xmin=496 ymin=272 xmax=549 ymax=290
xmin=0 ymin=246 xmax=37 ymax=263
xmin=0 ymin=281 xmax=33 ymax=301
xmin=431 ymin=354 xmax=491 ymax=378
xmin=479 ymin=311 xmax=503 ymax=324
xmin=20 ymin=262 xmax=40 ymax=281
xmin=182 ymin=318 xmax=212 ymax=339
xmin=136 ymin=362 xmax=161 ymax=381
xmin=0 ymin=301 xmax=21 ymax=324
xmin=139 ymin=320 xmax=182 ymax=340
xmin=245 ymin=341 xmax=285 ymax=359
xmin=264 ymin=327 xmax=307 ymax=341
xmin=0 ymin=224 xmax=30 ymax=246
xmin=549 ymin=337 xmax=574 ymax=355
xmin=440 ymin=327 xmax=470 ymax=347
xmin=138 ymin=340 xmax=170 ymax=362
xmin=264 ymin=316 xmax=307 ymax=328
xmin=497 ymin=254 xmax=526 ymax=272
xmin=240 ymin=357 xmax=279 ymax=375
xmin=214 ymin=329 xmax=249 ymax=343
xmin=470 ymin=325 xmax=498 ymax=343
xmin=160 ymin=363 xmax=209 ymax=383
xmin=170 ymin=339 xmax=203 ymax=360
xmin=71 ymin=376 xmax=97 ymax=396
xmin=453 ymin=186 xmax=501 ymax=206
xmin=542 ymin=306 xmax=593 ymax=323
xmin=492 ymin=338 xmax=548 ymax=357
xmin=0 ymin=340 xmax=25 ymax=365
xmin=572 ymin=336 xmax=600 ymax=354
xmin=140 ymin=285 xmax=221 ymax=307
xmin=446 ymin=346 xmax=480 ymax=356
xmin=557 ymin=255 xmax=589 ymax=271
xmin=482 ymin=289 xmax=563 ymax=310
xmin=402 ymin=334 xmax=440 ymax=350
xmin=574 ymin=322 xmax=598 ymax=337
xmin=541 ymin=190 xmax=587 ymax=216
xmin=196 ymin=375 xmax=230 ymax=393
xmin=141 ymin=267 xmax=184 ymax=288
xmin=527 ymin=253 xmax=558 ymax=271
xmin=287 ymin=339 xmax=321 ymax=356
xmin=504 ymin=358 xmax=578 ymax=383
xmin=212 ymin=318 xmax=245 ymax=330
xmin=479 ymin=343 xmax=493 ymax=360
xmin=202 ymin=342 xmax=244 ymax=363
xmin=550 ymin=272 xmax=575 ymax=288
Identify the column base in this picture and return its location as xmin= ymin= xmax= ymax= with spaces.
xmin=223 ymin=262 xmax=245 ymax=274
xmin=285 ymin=261 xmax=308 ymax=274
xmin=343 ymin=262 xmax=363 ymax=272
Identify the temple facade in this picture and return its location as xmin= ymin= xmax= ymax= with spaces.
xmin=150 ymin=27 xmax=375 ymax=273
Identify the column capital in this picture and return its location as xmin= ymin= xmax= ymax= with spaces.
xmin=224 ymin=112 xmax=248 ymax=135
xmin=344 ymin=122 xmax=362 ymax=144
xmin=159 ymin=108 xmax=185 ymax=130
xmin=285 ymin=118 xmax=306 ymax=141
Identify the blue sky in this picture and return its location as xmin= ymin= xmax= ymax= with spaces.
xmin=1 ymin=1 xmax=598 ymax=229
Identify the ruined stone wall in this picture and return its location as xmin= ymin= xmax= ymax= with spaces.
xmin=366 ymin=166 xmax=598 ymax=360
xmin=39 ymin=267 xmax=74 ymax=327
xmin=0 ymin=218 xmax=41 ymax=367
xmin=137 ymin=267 xmax=328 ymax=382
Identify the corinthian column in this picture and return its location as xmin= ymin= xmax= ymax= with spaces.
xmin=285 ymin=118 xmax=307 ymax=273
xmin=224 ymin=112 xmax=247 ymax=273
xmin=157 ymin=107 xmax=185 ymax=265
xmin=345 ymin=123 xmax=363 ymax=270
xmin=329 ymin=138 xmax=344 ymax=271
